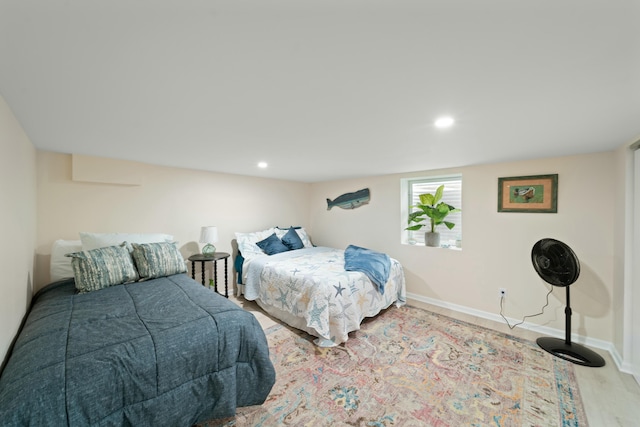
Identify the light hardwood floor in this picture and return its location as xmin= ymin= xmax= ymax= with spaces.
xmin=228 ymin=294 xmax=640 ymax=427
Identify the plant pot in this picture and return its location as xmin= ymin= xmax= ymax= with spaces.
xmin=425 ymin=232 xmax=440 ymax=247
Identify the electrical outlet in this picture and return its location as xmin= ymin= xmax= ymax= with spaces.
xmin=499 ymin=288 xmax=507 ymax=298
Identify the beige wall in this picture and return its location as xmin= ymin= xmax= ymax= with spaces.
xmin=0 ymin=95 xmax=37 ymax=363
xmin=310 ymin=152 xmax=616 ymax=343
xmin=23 ymin=148 xmax=629 ymax=358
xmin=612 ymin=139 xmax=640 ymax=377
xmin=612 ymin=143 xmax=632 ymax=360
xmin=35 ymin=151 xmax=311 ymax=290
xmin=0 ymin=87 xmax=632 ymax=369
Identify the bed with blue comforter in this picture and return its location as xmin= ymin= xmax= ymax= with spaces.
xmin=0 ymin=274 xmax=275 ymax=426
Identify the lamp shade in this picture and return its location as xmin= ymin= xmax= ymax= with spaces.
xmin=200 ymin=226 xmax=219 ymax=244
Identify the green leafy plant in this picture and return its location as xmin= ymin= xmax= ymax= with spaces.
xmin=406 ymin=185 xmax=461 ymax=233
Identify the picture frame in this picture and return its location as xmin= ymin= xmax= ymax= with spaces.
xmin=497 ymin=174 xmax=558 ymax=213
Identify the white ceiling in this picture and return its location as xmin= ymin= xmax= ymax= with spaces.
xmin=1 ymin=0 xmax=639 ymax=183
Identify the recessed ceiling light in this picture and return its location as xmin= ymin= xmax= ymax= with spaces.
xmin=434 ymin=116 xmax=455 ymax=129
xmin=257 ymin=161 xmax=268 ymax=168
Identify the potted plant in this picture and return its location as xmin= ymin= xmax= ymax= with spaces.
xmin=406 ymin=185 xmax=461 ymax=247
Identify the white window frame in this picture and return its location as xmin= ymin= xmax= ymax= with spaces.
xmin=400 ymin=174 xmax=462 ymax=248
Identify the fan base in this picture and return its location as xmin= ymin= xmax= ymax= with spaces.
xmin=537 ymin=337 xmax=605 ymax=367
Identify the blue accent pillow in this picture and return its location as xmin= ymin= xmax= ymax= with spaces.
xmin=281 ymin=227 xmax=304 ymax=250
xmin=256 ymin=233 xmax=290 ymax=255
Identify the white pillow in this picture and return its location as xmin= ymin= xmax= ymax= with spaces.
xmin=50 ymin=239 xmax=83 ymax=282
xmin=235 ymin=228 xmax=276 ymax=258
xmin=80 ymin=232 xmax=174 ymax=251
xmin=275 ymin=227 xmax=313 ymax=248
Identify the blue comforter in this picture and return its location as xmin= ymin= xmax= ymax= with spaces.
xmin=344 ymin=244 xmax=391 ymax=293
xmin=0 ymin=274 xmax=275 ymax=426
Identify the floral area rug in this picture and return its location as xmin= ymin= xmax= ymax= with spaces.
xmin=203 ymin=305 xmax=588 ymax=427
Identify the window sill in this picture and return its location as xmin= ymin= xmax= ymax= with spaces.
xmin=403 ymin=241 xmax=462 ymax=250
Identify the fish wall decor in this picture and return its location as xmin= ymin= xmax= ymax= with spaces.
xmin=327 ymin=188 xmax=370 ymax=210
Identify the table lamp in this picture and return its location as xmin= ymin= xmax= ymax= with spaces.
xmin=200 ymin=226 xmax=218 ymax=257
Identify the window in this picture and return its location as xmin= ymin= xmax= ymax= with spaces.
xmin=401 ymin=175 xmax=462 ymax=248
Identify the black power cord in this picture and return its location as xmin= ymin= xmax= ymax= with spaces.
xmin=499 ymin=286 xmax=553 ymax=330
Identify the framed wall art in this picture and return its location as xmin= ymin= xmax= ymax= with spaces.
xmin=497 ymin=174 xmax=558 ymax=213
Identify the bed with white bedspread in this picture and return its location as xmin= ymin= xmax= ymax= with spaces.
xmin=238 ymin=241 xmax=406 ymax=347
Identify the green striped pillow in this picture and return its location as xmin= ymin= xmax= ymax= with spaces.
xmin=131 ymin=242 xmax=187 ymax=280
xmin=66 ymin=244 xmax=139 ymax=293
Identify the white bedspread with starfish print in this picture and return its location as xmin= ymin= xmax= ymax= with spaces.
xmin=243 ymin=246 xmax=406 ymax=346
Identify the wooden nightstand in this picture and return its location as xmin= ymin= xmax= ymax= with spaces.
xmin=188 ymin=252 xmax=230 ymax=298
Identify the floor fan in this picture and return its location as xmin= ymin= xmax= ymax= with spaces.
xmin=531 ymin=238 xmax=605 ymax=367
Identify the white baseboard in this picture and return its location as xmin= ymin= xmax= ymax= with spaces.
xmin=406 ymin=292 xmax=630 ymax=375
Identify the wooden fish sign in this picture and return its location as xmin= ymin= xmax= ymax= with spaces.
xmin=327 ymin=188 xmax=370 ymax=210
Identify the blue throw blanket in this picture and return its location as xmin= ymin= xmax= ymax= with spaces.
xmin=344 ymin=244 xmax=391 ymax=293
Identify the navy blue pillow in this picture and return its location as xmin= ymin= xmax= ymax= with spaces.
xmin=256 ymin=233 xmax=290 ymax=255
xmin=281 ymin=227 xmax=304 ymax=250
